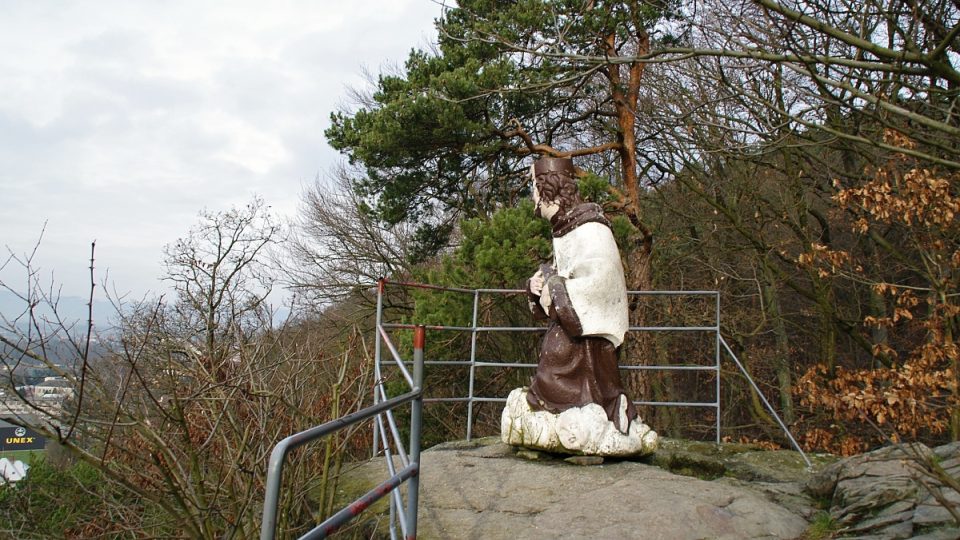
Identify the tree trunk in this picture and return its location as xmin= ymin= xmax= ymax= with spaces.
xmin=761 ymin=260 xmax=795 ymax=424
xmin=811 ymin=275 xmax=839 ymax=373
xmin=603 ymin=28 xmax=657 ymax=420
xmin=622 ymin=229 xmax=655 ymax=420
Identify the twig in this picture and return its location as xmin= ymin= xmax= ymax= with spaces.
xmin=66 ymin=241 xmax=96 ymax=441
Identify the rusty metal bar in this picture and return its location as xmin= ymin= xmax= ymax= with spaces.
xmin=260 ymin=321 xmax=426 ymax=540
xmin=260 ymin=388 xmax=420 ymax=540
xmin=300 ymin=463 xmax=419 ymax=540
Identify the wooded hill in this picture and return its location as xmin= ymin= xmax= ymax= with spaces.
xmin=315 ymin=0 xmax=960 ymax=456
xmin=1 ymin=0 xmax=958 ymax=537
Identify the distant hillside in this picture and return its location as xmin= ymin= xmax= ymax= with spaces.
xmin=0 ymin=291 xmax=116 ymax=335
xmin=2 ymin=290 xmax=292 ymax=332
xmin=0 ymin=292 xmax=111 ymax=374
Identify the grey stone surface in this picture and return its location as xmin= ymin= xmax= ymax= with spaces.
xmin=414 ymin=443 xmax=809 ymax=540
xmin=934 ymin=443 xmax=960 ymax=460
xmin=650 ymin=438 xmax=835 ymax=483
xmin=335 ymin=438 xmax=960 ymax=539
xmin=339 ymin=438 xmax=812 ymax=539
xmin=843 ymin=509 xmax=913 ymax=534
xmin=913 ymin=502 xmax=957 ymax=526
xmin=862 ymin=520 xmax=913 ymax=539
xmin=803 ymin=442 xmax=960 ymax=539
xmin=910 ymin=527 xmax=960 ymax=540
xmin=716 ymin=478 xmax=819 ymax=519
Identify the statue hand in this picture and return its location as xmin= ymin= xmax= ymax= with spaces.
xmin=539 ymin=284 xmax=552 ymax=312
xmin=529 ymin=271 xmax=544 ymax=296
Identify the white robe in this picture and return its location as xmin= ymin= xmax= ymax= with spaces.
xmin=548 ymin=221 xmax=629 ymax=347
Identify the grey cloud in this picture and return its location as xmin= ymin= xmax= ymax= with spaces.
xmin=1 ymin=0 xmax=441 ymax=300
xmin=67 ymin=28 xmax=157 ymax=66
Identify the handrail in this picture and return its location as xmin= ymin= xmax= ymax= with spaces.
xmin=720 ymin=336 xmax=811 ymax=467
xmin=375 ymin=278 xmax=722 ymax=444
xmin=260 ymin=325 xmax=426 ymax=540
xmin=374 ymin=278 xmax=808 ymax=461
xmin=378 ymin=325 xmax=415 ymax=387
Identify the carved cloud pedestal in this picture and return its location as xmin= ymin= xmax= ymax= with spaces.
xmin=501 ymin=387 xmax=658 ymax=457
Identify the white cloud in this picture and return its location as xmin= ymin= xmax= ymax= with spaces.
xmin=0 ymin=0 xmax=441 ymax=300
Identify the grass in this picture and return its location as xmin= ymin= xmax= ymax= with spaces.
xmin=802 ymin=511 xmax=839 ymax=540
xmin=0 ymin=450 xmax=43 ymax=464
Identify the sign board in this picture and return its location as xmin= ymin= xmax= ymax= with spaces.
xmin=0 ymin=425 xmax=45 ymax=451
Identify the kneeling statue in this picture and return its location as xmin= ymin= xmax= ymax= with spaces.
xmin=501 ymin=156 xmax=658 ymax=457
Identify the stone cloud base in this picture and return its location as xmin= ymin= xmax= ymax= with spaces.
xmin=500 ymin=387 xmax=658 ymax=457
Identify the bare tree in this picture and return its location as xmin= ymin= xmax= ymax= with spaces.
xmin=1 ymin=201 xmax=373 ymax=538
xmin=287 ymin=167 xmax=417 ymax=308
xmin=163 ymin=196 xmax=281 ymax=366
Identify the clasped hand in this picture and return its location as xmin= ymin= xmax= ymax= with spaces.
xmin=529 ymin=268 xmax=552 ymax=311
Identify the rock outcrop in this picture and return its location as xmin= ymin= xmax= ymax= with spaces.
xmin=337 ymin=437 xmax=816 ymax=539
xmin=333 ymin=438 xmax=960 ymax=539
xmin=806 ymin=442 xmax=960 ymax=539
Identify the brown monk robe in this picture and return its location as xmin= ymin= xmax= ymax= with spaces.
xmin=527 ymin=278 xmax=637 ymax=434
xmin=525 ymin=156 xmax=638 ymax=434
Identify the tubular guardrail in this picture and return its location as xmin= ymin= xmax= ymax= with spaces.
xmin=373 ymin=280 xmax=723 ymax=448
xmin=262 ymin=278 xmax=812 ymax=540
xmin=260 ymin=325 xmax=426 ymax=540
xmin=372 ymin=279 xmax=810 ymax=468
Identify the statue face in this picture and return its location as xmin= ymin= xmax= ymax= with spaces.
xmin=531 ymin=166 xmax=560 ymax=220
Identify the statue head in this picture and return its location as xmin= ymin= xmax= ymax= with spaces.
xmin=530 ymin=156 xmax=581 ymax=220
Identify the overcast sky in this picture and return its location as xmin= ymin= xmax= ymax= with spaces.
xmin=0 ymin=1 xmax=442 ymax=304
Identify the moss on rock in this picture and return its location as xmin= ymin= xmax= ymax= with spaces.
xmin=646 ymin=438 xmax=837 ymax=482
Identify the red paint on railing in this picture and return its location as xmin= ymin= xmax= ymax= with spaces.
xmin=413 ymin=325 xmax=426 ymax=350
xmin=349 ymin=499 xmax=369 ymax=515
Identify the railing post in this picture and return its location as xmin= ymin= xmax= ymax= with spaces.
xmin=373 ymin=278 xmax=385 ymax=458
xmin=406 ymin=325 xmax=425 ymax=540
xmin=466 ymin=290 xmax=480 ymax=440
xmin=715 ymin=291 xmax=721 ymax=445
xmin=260 ymin=444 xmax=289 ymax=540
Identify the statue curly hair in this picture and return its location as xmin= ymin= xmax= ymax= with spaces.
xmin=532 ymin=156 xmax=581 ymax=213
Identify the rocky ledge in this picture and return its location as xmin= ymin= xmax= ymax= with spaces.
xmin=332 ymin=437 xmax=960 ymax=539
xmin=805 ymin=442 xmax=960 ymax=539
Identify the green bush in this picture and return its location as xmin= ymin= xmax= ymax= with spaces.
xmin=0 ymin=455 xmax=106 ymax=538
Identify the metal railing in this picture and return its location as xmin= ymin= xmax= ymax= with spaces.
xmin=260 ymin=324 xmax=426 ymax=540
xmin=372 ymin=279 xmax=809 ymax=467
xmin=261 ymin=278 xmax=811 ymax=540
